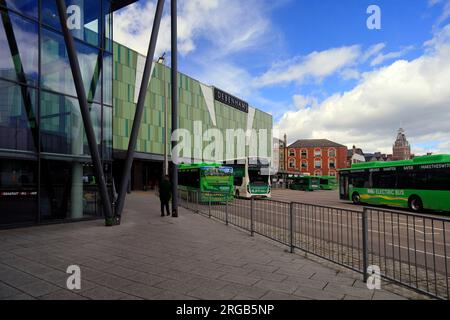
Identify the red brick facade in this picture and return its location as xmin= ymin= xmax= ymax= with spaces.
xmin=286 ymin=146 xmax=348 ymax=177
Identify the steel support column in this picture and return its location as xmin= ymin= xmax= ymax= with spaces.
xmin=115 ymin=0 xmax=166 ymax=218
xmin=171 ymin=0 xmax=178 ymax=217
xmin=56 ymin=0 xmax=114 ymax=224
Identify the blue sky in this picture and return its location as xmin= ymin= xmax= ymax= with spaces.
xmin=114 ymin=0 xmax=450 ymax=154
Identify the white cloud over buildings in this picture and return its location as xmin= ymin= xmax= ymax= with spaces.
xmin=275 ymin=24 xmax=450 ymax=155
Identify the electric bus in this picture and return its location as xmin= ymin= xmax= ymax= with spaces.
xmin=288 ymin=175 xmax=320 ymax=191
xmin=224 ymin=157 xmax=271 ymax=198
xmin=178 ymin=163 xmax=234 ymax=202
xmin=319 ymin=176 xmax=337 ymax=190
xmin=339 ymin=154 xmax=450 ymax=213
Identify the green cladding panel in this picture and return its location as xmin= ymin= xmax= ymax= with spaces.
xmin=112 ymin=42 xmax=273 ymax=159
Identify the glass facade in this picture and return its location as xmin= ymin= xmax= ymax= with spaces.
xmin=0 ymin=0 xmax=272 ymax=227
xmin=0 ymin=0 xmax=113 ymax=227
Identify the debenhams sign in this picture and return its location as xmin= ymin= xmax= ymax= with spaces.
xmin=214 ymin=88 xmax=249 ymax=113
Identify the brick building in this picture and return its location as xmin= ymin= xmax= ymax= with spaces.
xmin=286 ymin=139 xmax=348 ymax=177
xmin=392 ymin=128 xmax=411 ymax=161
xmin=281 ymin=134 xmax=287 ymax=172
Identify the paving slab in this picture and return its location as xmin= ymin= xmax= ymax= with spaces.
xmin=0 ymin=192 xmax=429 ymax=300
xmin=0 ymin=282 xmax=22 ymax=299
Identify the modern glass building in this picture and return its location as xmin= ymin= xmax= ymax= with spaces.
xmin=112 ymin=42 xmax=273 ymax=191
xmin=0 ymin=0 xmax=136 ymax=227
xmin=0 ymin=0 xmax=273 ymax=228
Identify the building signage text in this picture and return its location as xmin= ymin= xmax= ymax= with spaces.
xmin=214 ymin=88 xmax=249 ymax=113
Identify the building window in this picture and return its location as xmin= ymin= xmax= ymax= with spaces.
xmin=1 ymin=0 xmax=38 ymax=18
xmin=39 ymin=159 xmax=102 ymax=221
xmin=314 ymin=159 xmax=322 ymax=169
xmin=328 ymin=148 xmax=336 ymax=157
xmin=289 ymin=149 xmax=296 ymax=157
xmin=0 ymin=11 xmax=39 ymax=86
xmin=40 ymin=91 xmax=101 ymax=156
xmin=314 ymin=170 xmax=322 ymax=176
xmin=329 ymin=158 xmax=336 ymax=169
xmin=301 ymin=160 xmax=308 ymax=169
xmin=301 ymin=149 xmax=308 ymax=158
xmin=314 ymin=149 xmax=322 ymax=157
xmin=42 ymin=0 xmax=102 ymax=47
xmin=41 ymin=29 xmax=102 ymax=102
xmin=103 ymin=53 xmax=113 ymax=106
xmin=102 ymin=106 xmax=113 ymax=160
xmin=289 ymin=158 xmax=296 ymax=169
xmin=329 ymin=171 xmax=336 ymax=177
xmin=0 ymin=80 xmax=38 ymax=152
xmin=0 ymin=158 xmax=37 ymax=225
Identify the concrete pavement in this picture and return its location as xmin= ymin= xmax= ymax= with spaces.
xmin=0 ymin=192 xmax=428 ymax=300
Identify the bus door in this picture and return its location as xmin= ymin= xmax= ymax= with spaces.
xmin=339 ymin=172 xmax=349 ymax=200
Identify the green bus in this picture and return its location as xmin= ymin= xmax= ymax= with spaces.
xmin=178 ymin=163 xmax=234 ymax=202
xmin=319 ymin=176 xmax=337 ymax=190
xmin=223 ymin=158 xmax=271 ymax=199
xmin=339 ymin=154 xmax=450 ymax=213
xmin=288 ymin=175 xmax=320 ymax=191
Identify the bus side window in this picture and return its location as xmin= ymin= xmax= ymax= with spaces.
xmin=372 ymin=172 xmax=396 ymax=189
xmin=397 ymin=172 xmax=411 ymax=189
xmin=398 ymin=171 xmax=427 ymax=190
xmin=428 ymin=168 xmax=450 ymax=191
xmin=350 ymin=172 xmax=368 ymax=188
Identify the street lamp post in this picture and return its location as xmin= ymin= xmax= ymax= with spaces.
xmin=171 ymin=0 xmax=178 ymax=217
xmin=157 ymin=53 xmax=169 ymax=177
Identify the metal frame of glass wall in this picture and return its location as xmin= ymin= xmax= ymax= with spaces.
xmin=0 ymin=0 xmax=113 ymax=228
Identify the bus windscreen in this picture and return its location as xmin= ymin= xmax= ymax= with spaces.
xmin=201 ymin=167 xmax=233 ymax=177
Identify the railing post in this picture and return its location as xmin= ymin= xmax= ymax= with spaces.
xmin=188 ymin=190 xmax=192 ymax=210
xmin=290 ymin=202 xmax=294 ymax=253
xmin=209 ymin=196 xmax=211 ymax=218
xmin=362 ymin=207 xmax=369 ymax=282
xmin=225 ymin=195 xmax=229 ymax=226
xmin=250 ymin=196 xmax=254 ymax=236
xmin=196 ymin=190 xmax=199 ymax=214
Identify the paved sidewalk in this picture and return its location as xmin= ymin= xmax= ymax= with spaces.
xmin=0 ymin=192 xmax=427 ymax=300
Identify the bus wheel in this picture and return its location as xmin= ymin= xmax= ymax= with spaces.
xmin=352 ymin=192 xmax=361 ymax=205
xmin=409 ymin=196 xmax=423 ymax=213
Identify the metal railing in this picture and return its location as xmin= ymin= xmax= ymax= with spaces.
xmin=178 ymin=189 xmax=450 ymax=300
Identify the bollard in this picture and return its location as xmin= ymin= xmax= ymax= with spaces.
xmin=362 ymin=208 xmax=369 ymax=282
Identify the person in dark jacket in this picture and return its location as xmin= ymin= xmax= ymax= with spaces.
xmin=159 ymin=175 xmax=172 ymax=217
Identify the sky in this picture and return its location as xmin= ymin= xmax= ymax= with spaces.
xmin=113 ymin=0 xmax=450 ymax=155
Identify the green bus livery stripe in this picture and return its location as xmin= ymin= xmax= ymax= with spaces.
xmin=360 ymin=194 xmax=408 ymax=202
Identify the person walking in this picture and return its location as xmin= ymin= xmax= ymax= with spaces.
xmin=159 ymin=175 xmax=172 ymax=217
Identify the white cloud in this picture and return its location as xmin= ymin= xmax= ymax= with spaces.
xmin=429 ymin=0 xmax=450 ymax=28
xmin=194 ymin=61 xmax=254 ymax=98
xmin=361 ymin=43 xmax=386 ymax=62
xmin=339 ymin=68 xmax=360 ymax=81
xmin=113 ymin=0 xmax=282 ymax=107
xmin=275 ymin=24 xmax=450 ymax=155
xmin=293 ymin=94 xmax=318 ymax=110
xmin=370 ymin=46 xmax=414 ymax=66
xmin=255 ymin=45 xmax=361 ymax=87
xmin=113 ymin=0 xmax=275 ymax=58
xmin=254 ymin=42 xmax=415 ymax=87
